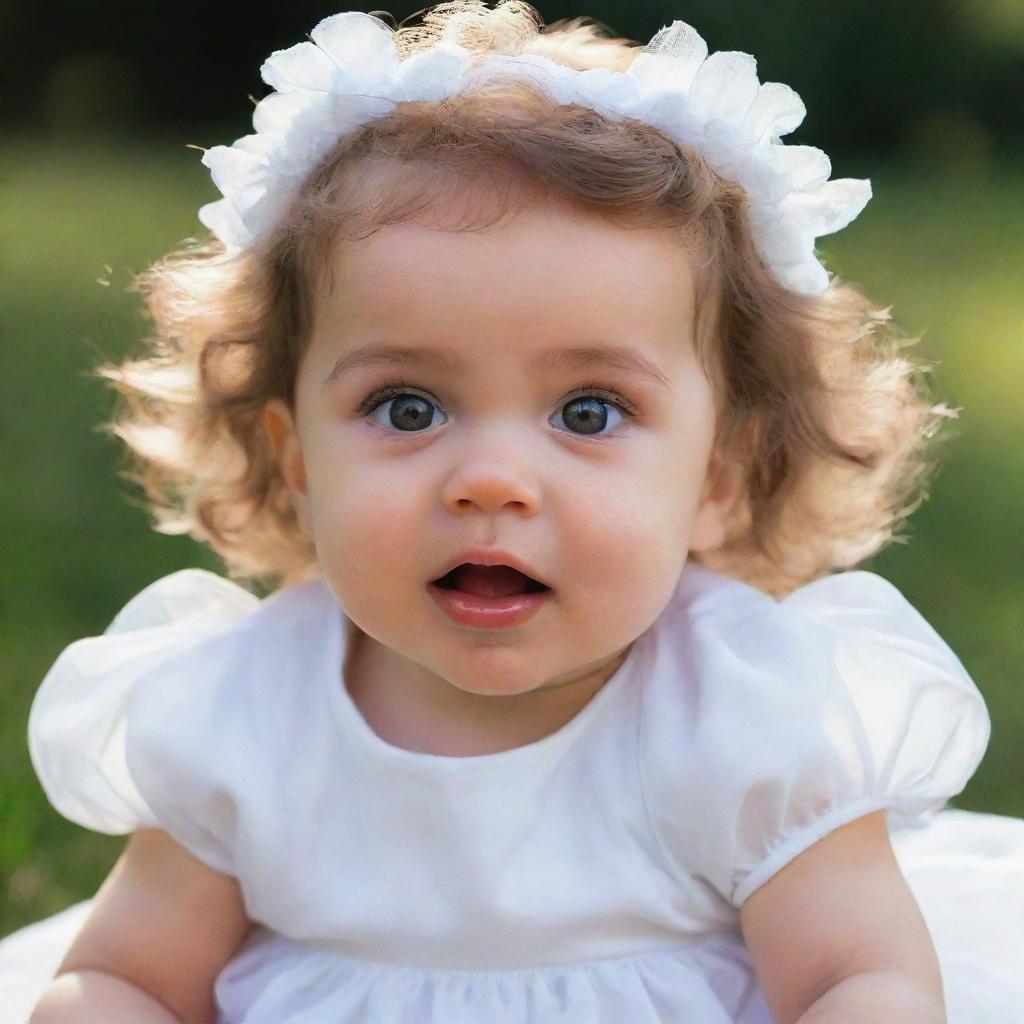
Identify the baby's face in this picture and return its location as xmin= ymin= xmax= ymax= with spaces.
xmin=267 ymin=200 xmax=738 ymax=701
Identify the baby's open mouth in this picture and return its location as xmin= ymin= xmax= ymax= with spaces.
xmin=432 ymin=564 xmax=551 ymax=598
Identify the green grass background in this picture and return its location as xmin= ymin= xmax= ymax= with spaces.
xmin=2 ymin=139 xmax=1022 ymax=938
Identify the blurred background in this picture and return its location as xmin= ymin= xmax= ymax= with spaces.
xmin=2 ymin=0 xmax=1022 ymax=938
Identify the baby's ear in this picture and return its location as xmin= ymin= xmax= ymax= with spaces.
xmin=262 ymin=399 xmax=313 ymax=540
xmin=689 ymin=449 xmax=744 ymax=554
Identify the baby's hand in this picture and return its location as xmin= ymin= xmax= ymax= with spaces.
xmin=740 ymin=811 xmax=946 ymax=1024
xmin=30 ymin=829 xmax=250 ymax=1024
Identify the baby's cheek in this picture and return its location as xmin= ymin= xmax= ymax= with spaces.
xmin=556 ymin=487 xmax=687 ymax=627
xmin=319 ymin=492 xmax=406 ymax=586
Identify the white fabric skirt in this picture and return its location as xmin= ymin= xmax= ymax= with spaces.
xmin=2 ymin=810 xmax=1022 ymax=1024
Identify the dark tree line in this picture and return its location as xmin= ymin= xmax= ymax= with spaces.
xmin=3 ymin=0 xmax=1022 ymax=160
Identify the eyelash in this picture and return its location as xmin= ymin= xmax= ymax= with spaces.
xmin=355 ymin=379 xmax=638 ymax=429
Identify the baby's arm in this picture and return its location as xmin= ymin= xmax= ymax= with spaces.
xmin=740 ymin=811 xmax=946 ymax=1024
xmin=30 ymin=829 xmax=250 ymax=1024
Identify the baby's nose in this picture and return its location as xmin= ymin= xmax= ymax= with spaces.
xmin=440 ymin=452 xmax=541 ymax=517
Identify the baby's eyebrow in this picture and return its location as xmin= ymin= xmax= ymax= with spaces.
xmin=323 ymin=342 xmax=674 ymax=392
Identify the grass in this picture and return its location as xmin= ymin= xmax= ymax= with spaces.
xmin=1 ymin=138 xmax=1022 ymax=938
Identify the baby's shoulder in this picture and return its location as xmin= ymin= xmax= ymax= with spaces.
xmin=123 ymin=571 xmax=336 ymax=732
xmin=29 ymin=569 xmax=341 ymax=868
xmin=33 ymin=568 xmax=339 ymax=780
xmin=637 ymin=562 xmax=988 ymax=907
xmin=646 ymin=562 xmax=967 ymax=713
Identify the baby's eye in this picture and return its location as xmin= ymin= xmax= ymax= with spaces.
xmin=367 ymin=391 xmax=445 ymax=433
xmin=551 ymin=393 xmax=631 ymax=437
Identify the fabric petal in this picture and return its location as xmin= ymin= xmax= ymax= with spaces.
xmin=775 ymin=259 xmax=830 ymax=296
xmin=468 ymin=52 xmax=579 ymax=107
xmin=635 ymin=89 xmax=704 ymax=145
xmin=743 ymin=80 xmax=806 ymax=142
xmin=200 ymin=143 xmax=265 ymax=191
xmin=574 ymin=67 xmax=641 ymax=119
xmin=690 ymin=52 xmax=760 ymax=124
xmin=197 ymin=198 xmax=249 ymax=250
xmin=763 ymin=142 xmax=832 ymax=192
xmin=630 ymin=20 xmax=709 ymax=94
xmin=252 ymin=91 xmax=323 ymax=139
xmin=788 ymin=177 xmax=873 ymax=236
xmin=395 ymin=42 xmax=472 ymax=103
xmin=747 ymin=203 xmax=814 ymax=264
xmin=261 ymin=41 xmax=343 ymax=95
xmin=310 ymin=11 xmax=401 ymax=85
xmin=233 ymin=133 xmax=277 ymax=160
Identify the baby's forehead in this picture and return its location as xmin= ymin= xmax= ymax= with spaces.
xmin=316 ymin=202 xmax=700 ymax=328
xmin=305 ymin=207 xmax=704 ymax=396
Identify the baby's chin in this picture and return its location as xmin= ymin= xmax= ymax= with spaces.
xmin=429 ymin=640 xmax=634 ymax=701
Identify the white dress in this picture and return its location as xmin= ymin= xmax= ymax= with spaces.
xmin=2 ymin=562 xmax=1022 ymax=1023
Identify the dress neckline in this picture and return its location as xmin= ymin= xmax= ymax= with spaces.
xmin=317 ymin=559 xmax=749 ymax=774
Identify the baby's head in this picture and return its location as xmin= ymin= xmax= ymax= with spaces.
xmin=106 ymin=2 xmax=951 ymax=628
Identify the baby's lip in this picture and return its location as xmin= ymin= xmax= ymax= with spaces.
xmin=430 ymin=548 xmax=551 ymax=590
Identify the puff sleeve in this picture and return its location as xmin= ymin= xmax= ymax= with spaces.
xmin=28 ymin=570 xmax=260 ymax=876
xmin=639 ymin=568 xmax=991 ymax=910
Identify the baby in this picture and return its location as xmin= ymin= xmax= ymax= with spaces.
xmin=8 ymin=4 xmax=1022 ymax=1024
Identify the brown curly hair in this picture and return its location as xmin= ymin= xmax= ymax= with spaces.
xmin=97 ymin=1 xmax=956 ymax=596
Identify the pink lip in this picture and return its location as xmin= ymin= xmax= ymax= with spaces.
xmin=427 ymin=582 xmax=550 ymax=630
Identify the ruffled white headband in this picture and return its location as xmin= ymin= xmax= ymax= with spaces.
xmin=198 ymin=11 xmax=871 ymax=296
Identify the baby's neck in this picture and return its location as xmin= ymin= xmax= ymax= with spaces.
xmin=342 ymin=629 xmax=630 ymax=758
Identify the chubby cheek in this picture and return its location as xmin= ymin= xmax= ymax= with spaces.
xmin=549 ymin=458 xmax=698 ymax=649
xmin=306 ymin=456 xmax=428 ymax=628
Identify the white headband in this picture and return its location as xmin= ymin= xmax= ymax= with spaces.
xmin=197 ymin=11 xmax=871 ymax=296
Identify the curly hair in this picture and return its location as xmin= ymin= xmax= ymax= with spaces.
xmin=97 ymin=0 xmax=956 ymax=596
